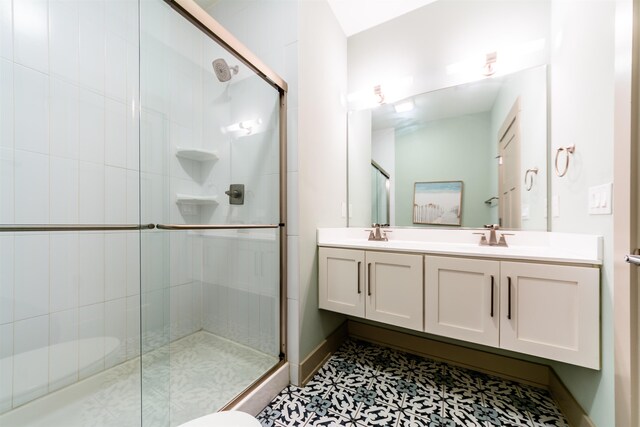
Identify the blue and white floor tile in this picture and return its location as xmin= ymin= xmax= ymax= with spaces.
xmin=257 ymin=339 xmax=569 ymax=427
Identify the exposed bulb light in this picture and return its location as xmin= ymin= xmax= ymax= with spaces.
xmin=394 ymin=99 xmax=414 ymax=113
xmin=482 ymin=52 xmax=497 ymax=76
xmin=222 ymin=118 xmax=263 ymax=136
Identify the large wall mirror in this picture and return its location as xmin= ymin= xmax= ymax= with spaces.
xmin=348 ymin=65 xmax=548 ymax=230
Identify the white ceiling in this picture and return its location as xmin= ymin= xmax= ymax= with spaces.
xmin=327 ymin=0 xmax=438 ymax=37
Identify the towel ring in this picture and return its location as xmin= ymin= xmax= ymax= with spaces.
xmin=524 ymin=167 xmax=538 ymax=191
xmin=555 ymin=145 xmax=575 ymax=177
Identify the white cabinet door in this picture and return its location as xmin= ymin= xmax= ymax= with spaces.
xmin=318 ymin=247 xmax=365 ymax=318
xmin=425 ymin=256 xmax=500 ymax=347
xmin=500 ymin=262 xmax=600 ymax=369
xmin=365 ymin=251 xmax=423 ymax=331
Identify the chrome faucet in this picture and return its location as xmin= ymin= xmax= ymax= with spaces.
xmin=473 ymin=224 xmax=512 ymax=247
xmin=366 ymin=223 xmax=390 ymax=241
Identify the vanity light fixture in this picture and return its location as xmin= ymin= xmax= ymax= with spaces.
xmin=222 ymin=118 xmax=262 ymax=136
xmin=483 ymin=52 xmax=497 ymax=76
xmin=394 ymin=99 xmax=414 ymax=113
xmin=374 ymin=85 xmax=385 ymax=104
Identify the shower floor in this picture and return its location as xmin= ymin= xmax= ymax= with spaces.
xmin=0 ymin=331 xmax=278 ymax=427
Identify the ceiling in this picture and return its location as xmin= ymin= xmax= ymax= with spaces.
xmin=327 ymin=0 xmax=438 ymax=37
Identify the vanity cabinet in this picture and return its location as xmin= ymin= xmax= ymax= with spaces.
xmin=424 ymin=256 xmax=500 ymax=347
xmin=500 ymin=261 xmax=600 ymax=369
xmin=319 ymin=247 xmax=423 ymax=331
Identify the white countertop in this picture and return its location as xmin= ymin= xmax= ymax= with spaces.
xmin=317 ymin=228 xmax=603 ymax=265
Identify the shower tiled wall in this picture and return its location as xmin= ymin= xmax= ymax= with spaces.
xmin=0 ymin=0 xmax=143 ymax=413
xmin=0 ymin=0 xmax=282 ymax=414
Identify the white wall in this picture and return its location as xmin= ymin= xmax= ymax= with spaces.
xmin=548 ymin=2 xmax=618 ymax=425
xmin=297 ymin=0 xmax=348 ymax=372
xmin=372 ymin=128 xmax=395 ymax=225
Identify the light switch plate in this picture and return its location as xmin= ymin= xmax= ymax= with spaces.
xmin=588 ymin=183 xmax=612 ymax=215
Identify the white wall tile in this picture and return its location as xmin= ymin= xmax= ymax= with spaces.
xmin=14 ymin=65 xmax=49 ymax=154
xmin=105 ymin=233 xmax=126 ymax=301
xmin=105 ymin=99 xmax=127 ymax=168
xmin=50 ymin=78 xmax=79 ymax=159
xmin=0 ymin=0 xmax=12 ymax=61
xmin=14 ymin=234 xmax=49 ymax=321
xmin=286 ymin=107 xmax=298 ymax=172
xmin=78 ymin=303 xmax=104 ymax=379
xmin=105 ymin=0 xmax=128 ymax=41
xmin=105 ymin=34 xmax=127 ymax=102
xmin=170 ymin=232 xmax=190 ymax=286
xmin=50 ymin=0 xmax=79 ymax=83
xmin=178 ymin=283 xmax=193 ymax=337
xmin=126 ymin=105 xmax=139 ymax=171
xmin=14 ymin=0 xmax=49 ymax=73
xmin=126 ymin=169 xmax=139 ymax=224
xmin=287 ymin=171 xmax=299 ymax=236
xmin=126 ymin=294 xmax=140 ymax=359
xmin=126 ymin=40 xmax=139 ymax=109
xmin=105 ymin=166 xmax=127 ymax=223
xmin=141 ymin=289 xmax=165 ymax=348
xmin=78 ymin=89 xmax=105 ymax=164
xmin=50 ymin=233 xmax=79 ymax=313
xmin=79 ymin=1 xmax=105 ymax=93
xmin=191 ymin=280 xmax=202 ymax=332
xmin=0 ymin=235 xmax=13 ymax=324
xmin=78 ymin=233 xmax=104 ymax=307
xmin=287 ymin=236 xmax=299 ymax=301
xmin=79 ymin=161 xmax=105 ymax=223
xmin=49 ymin=308 xmax=78 ymax=392
xmin=50 ymin=156 xmax=79 ymax=223
xmin=126 ymin=232 xmax=140 ymax=297
xmin=0 ymin=148 xmax=13 ymax=223
xmin=105 ymin=298 xmax=126 ymax=368
xmin=14 ymin=150 xmax=49 ymax=223
xmin=0 ymin=323 xmax=12 ymax=412
xmin=13 ymin=315 xmax=49 ymax=406
xmin=0 ymin=59 xmax=13 ymax=149
xmin=140 ymin=111 xmax=167 ymax=175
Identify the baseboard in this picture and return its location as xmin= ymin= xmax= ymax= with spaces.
xmin=548 ymin=370 xmax=596 ymax=427
xmin=347 ymin=320 xmax=593 ymax=427
xmin=229 ymin=362 xmax=290 ymax=416
xmin=299 ymin=321 xmax=349 ymax=385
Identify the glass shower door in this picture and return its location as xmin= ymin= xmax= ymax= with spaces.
xmin=139 ymin=1 xmax=283 ymax=425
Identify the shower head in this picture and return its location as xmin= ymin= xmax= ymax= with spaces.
xmin=212 ymin=58 xmax=239 ymax=82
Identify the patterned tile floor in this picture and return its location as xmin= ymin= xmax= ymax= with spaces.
xmin=258 ymin=339 xmax=569 ymax=427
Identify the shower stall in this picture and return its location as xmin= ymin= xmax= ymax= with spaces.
xmin=0 ymin=0 xmax=287 ymax=425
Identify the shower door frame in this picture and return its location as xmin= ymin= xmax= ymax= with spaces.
xmin=163 ymin=0 xmax=289 ymax=408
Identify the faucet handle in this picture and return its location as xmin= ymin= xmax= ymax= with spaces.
xmin=473 ymin=232 xmax=488 ymax=246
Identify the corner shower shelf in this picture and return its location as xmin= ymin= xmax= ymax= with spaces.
xmin=175 ymin=147 xmax=219 ymax=162
xmin=176 ymin=194 xmax=219 ymax=205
